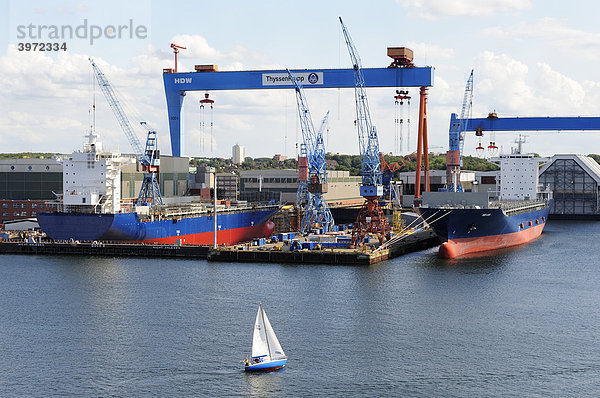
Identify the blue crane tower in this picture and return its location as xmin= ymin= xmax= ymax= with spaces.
xmin=138 ymin=122 xmax=162 ymax=205
xmin=339 ymin=17 xmax=391 ymax=246
xmin=296 ymin=111 xmax=330 ymax=207
xmin=287 ymin=69 xmax=335 ymax=233
xmin=89 ymin=59 xmax=163 ymax=206
xmin=445 ymin=70 xmax=474 ymax=192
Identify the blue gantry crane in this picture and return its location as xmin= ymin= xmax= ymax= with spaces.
xmin=339 ymin=17 xmax=391 ymax=246
xmin=445 ymin=70 xmax=474 ymax=192
xmin=160 ymin=22 xmax=434 ymax=210
xmin=89 ymin=59 xmax=163 ymax=206
xmin=288 ymin=69 xmax=335 ymax=233
xmin=162 ymin=58 xmax=434 ymax=158
xmin=446 ymin=99 xmax=600 ymax=180
xmin=454 ymin=114 xmax=600 ymax=134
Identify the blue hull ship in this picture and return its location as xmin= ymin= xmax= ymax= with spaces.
xmin=418 ymin=200 xmax=551 ymax=258
xmin=37 ymin=206 xmax=278 ymax=245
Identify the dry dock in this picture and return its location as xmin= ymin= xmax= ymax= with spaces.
xmin=0 ymin=241 xmax=210 ymax=258
xmin=0 ymin=230 xmax=440 ymax=264
xmin=207 ymin=229 xmax=439 ymax=265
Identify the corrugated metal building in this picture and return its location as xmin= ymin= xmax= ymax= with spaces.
xmin=539 ymin=154 xmax=600 ymax=218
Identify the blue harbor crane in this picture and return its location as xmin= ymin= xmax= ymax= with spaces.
xmin=339 ymin=17 xmax=391 ymax=246
xmin=296 ymin=112 xmax=330 ymax=207
xmin=445 ymin=70 xmax=473 ymax=192
xmin=90 ymin=59 xmax=163 ymax=206
xmin=288 ymin=69 xmax=335 ymax=233
xmin=138 ymin=122 xmax=163 ymax=205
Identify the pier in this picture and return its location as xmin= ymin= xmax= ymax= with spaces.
xmin=0 ymin=241 xmax=210 ymax=258
xmin=0 ymin=229 xmax=440 ymax=265
xmin=206 ymin=229 xmax=439 ymax=265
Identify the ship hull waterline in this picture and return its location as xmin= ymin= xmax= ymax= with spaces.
xmin=418 ymin=204 xmax=551 ymax=259
xmin=245 ymin=359 xmax=287 ymax=372
xmin=37 ymin=208 xmax=278 ymax=246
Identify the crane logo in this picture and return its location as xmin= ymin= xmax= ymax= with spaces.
xmin=174 ymin=78 xmax=192 ymax=84
xmin=262 ymin=72 xmax=323 ymax=86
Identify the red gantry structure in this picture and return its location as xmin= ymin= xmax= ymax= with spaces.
xmin=170 ymin=43 xmax=186 ymax=73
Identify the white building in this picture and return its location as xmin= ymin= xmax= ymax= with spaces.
xmin=232 ymin=144 xmax=245 ymax=164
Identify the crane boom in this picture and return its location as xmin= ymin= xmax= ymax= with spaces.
xmin=339 ymin=17 xmax=390 ymax=247
xmin=458 ymin=70 xmax=474 ymax=158
xmin=288 ymin=69 xmax=334 ymax=233
xmin=446 ymin=70 xmax=473 ymax=191
xmin=89 ymin=59 xmax=146 ymax=163
xmin=89 ymin=59 xmax=162 ymax=206
xmin=339 ymin=17 xmax=382 ymax=192
xmin=289 ymin=71 xmax=328 ymax=185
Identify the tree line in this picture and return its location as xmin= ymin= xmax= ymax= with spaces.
xmin=5 ymin=152 xmax=600 ymax=178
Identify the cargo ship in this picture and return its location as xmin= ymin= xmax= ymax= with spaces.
xmin=37 ymin=204 xmax=277 ymax=245
xmin=417 ymin=141 xmax=552 ymax=258
xmin=37 ymin=132 xmax=277 ymax=245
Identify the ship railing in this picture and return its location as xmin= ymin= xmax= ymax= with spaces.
xmin=485 ymin=190 xmax=501 ymax=203
xmin=135 ymin=201 xmax=281 ymax=220
xmin=490 ymin=200 xmax=549 ymax=216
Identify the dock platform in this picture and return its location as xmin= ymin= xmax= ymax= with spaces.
xmin=207 ymin=230 xmax=440 ymax=265
xmin=0 ymin=241 xmax=210 ymax=258
xmin=0 ymin=230 xmax=440 ymax=264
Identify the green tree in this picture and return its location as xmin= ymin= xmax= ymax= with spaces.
xmin=588 ymin=154 xmax=600 ymax=165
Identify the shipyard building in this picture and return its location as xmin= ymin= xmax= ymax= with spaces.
xmin=239 ymin=169 xmax=362 ymax=204
xmin=539 ymin=154 xmax=600 ymax=218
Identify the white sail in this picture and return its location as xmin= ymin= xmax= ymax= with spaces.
xmin=251 ymin=304 xmax=270 ymax=359
xmin=261 ymin=305 xmax=286 ymax=360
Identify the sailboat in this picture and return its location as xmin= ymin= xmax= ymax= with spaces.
xmin=244 ymin=302 xmax=287 ymax=372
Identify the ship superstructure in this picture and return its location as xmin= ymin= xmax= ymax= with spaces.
xmin=61 ymin=131 xmax=135 ymax=214
xmin=39 ymin=132 xmax=278 ymax=245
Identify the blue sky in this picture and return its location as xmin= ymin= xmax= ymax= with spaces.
xmin=2 ymin=0 xmax=600 ymax=159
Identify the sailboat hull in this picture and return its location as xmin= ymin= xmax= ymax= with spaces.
xmin=245 ymin=359 xmax=287 ymax=372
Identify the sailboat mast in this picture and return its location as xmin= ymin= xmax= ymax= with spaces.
xmin=260 ymin=303 xmax=273 ymax=358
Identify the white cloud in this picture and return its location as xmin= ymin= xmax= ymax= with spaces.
xmin=170 ymin=34 xmax=222 ymax=60
xmin=482 ymin=18 xmax=600 ymax=60
xmin=169 ymin=34 xmax=269 ymax=71
xmin=405 ymin=41 xmax=455 ymax=64
xmin=472 ymin=51 xmax=591 ymax=116
xmin=398 ymin=0 xmax=531 ymax=19
xmin=2 ymin=32 xmax=600 ymax=161
xmin=451 ymin=51 xmax=600 ymax=156
xmin=0 ymin=45 xmax=168 ymax=154
xmin=0 ymin=34 xmax=287 ymax=158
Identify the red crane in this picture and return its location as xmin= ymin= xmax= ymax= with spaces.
xmin=170 ymin=43 xmax=186 ymax=73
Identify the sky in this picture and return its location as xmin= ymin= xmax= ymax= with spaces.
xmin=2 ymin=0 xmax=600 ymax=160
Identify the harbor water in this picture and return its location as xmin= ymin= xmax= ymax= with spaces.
xmin=0 ymin=220 xmax=599 ymax=396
